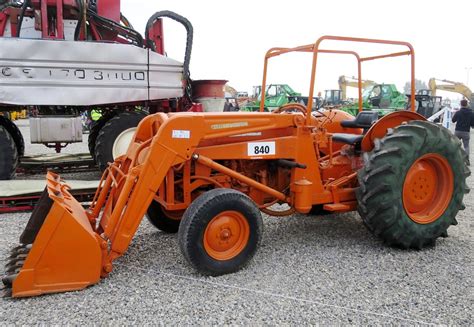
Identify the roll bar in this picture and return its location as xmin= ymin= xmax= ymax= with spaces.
xmin=259 ymin=35 xmax=416 ymax=125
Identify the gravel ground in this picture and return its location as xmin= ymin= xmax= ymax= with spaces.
xmin=0 ymin=120 xmax=473 ymax=325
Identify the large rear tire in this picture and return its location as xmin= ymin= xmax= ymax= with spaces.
xmin=94 ymin=111 xmax=146 ymax=171
xmin=178 ymin=189 xmax=263 ymax=276
xmin=0 ymin=116 xmax=24 ymax=157
xmin=0 ymin=126 xmax=18 ymax=180
xmin=146 ymin=200 xmax=183 ymax=233
xmin=357 ymin=120 xmax=469 ymax=248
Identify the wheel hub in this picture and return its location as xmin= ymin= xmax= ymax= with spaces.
xmin=403 ymin=153 xmax=454 ymax=224
xmin=204 ymin=211 xmax=250 ymax=260
xmin=405 ymin=162 xmax=436 ymax=206
xmin=219 ymin=228 xmax=232 ymax=241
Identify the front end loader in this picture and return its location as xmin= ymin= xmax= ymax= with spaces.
xmin=2 ymin=36 xmax=469 ymax=298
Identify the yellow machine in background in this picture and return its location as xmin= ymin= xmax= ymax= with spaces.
xmin=429 ymin=78 xmax=473 ymax=104
xmin=1 ymin=109 xmax=27 ymax=121
xmin=338 ymin=75 xmax=377 ymax=100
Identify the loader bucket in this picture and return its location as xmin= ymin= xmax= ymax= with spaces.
xmin=2 ymin=172 xmax=102 ymax=298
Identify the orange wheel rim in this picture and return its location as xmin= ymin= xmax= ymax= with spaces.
xmin=403 ymin=153 xmax=454 ymax=224
xmin=203 ymin=211 xmax=250 ymax=261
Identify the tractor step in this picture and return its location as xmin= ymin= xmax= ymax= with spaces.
xmin=323 ymin=201 xmax=357 ymax=212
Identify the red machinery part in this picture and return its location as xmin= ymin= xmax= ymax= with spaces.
xmin=0 ymin=6 xmax=21 ymax=37
xmin=0 ymin=11 xmax=7 ymax=36
xmin=95 ymin=0 xmax=121 ymax=22
xmin=0 ymin=190 xmax=97 ymax=214
xmin=147 ymin=17 xmax=165 ymax=55
xmin=191 ymin=80 xmax=228 ymax=98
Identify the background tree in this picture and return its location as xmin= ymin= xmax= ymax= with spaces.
xmin=404 ymin=79 xmax=428 ymax=94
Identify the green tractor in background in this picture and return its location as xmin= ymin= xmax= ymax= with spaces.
xmin=241 ymin=83 xmax=406 ymax=116
xmin=241 ymin=84 xmax=316 ymax=111
xmin=341 ymin=84 xmax=407 ymax=116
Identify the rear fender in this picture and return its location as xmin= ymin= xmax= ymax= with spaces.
xmin=361 ymin=111 xmax=426 ymax=152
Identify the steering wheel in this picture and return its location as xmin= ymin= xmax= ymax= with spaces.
xmin=273 ymin=103 xmax=307 ymax=115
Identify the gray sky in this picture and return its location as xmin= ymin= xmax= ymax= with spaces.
xmin=122 ymin=0 xmax=473 ymax=100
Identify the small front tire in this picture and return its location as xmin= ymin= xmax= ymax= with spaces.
xmin=178 ymin=189 xmax=263 ymax=276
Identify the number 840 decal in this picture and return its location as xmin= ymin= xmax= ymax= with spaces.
xmin=247 ymin=142 xmax=276 ymax=156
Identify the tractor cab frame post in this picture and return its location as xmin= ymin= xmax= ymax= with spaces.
xmin=259 ymin=35 xmax=416 ymax=122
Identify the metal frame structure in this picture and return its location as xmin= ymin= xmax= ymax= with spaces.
xmin=259 ymin=35 xmax=416 ymax=124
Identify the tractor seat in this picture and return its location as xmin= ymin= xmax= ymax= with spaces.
xmin=340 ymin=111 xmax=379 ymax=129
xmin=331 ymin=111 xmax=378 ymax=146
xmin=332 ymin=133 xmax=364 ymax=145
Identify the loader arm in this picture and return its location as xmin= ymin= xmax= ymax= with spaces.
xmin=97 ymin=112 xmax=304 ymax=269
xmin=4 ymin=111 xmax=308 ymax=297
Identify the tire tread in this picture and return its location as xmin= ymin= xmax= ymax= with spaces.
xmin=357 ymin=120 xmax=468 ymax=248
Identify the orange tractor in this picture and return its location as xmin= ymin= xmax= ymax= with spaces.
xmin=2 ymin=36 xmax=469 ymax=298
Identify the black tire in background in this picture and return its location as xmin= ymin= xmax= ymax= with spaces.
xmin=0 ymin=125 xmax=18 ymax=180
xmin=87 ymin=112 xmax=117 ymax=159
xmin=0 ymin=115 xmax=25 ymax=157
xmin=1 ymin=111 xmax=11 ymax=120
xmin=94 ymin=111 xmax=146 ymax=171
xmin=146 ymin=200 xmax=183 ymax=233
xmin=357 ymin=120 xmax=469 ymax=249
xmin=178 ymin=188 xmax=263 ymax=276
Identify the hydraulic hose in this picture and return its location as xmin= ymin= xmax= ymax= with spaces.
xmin=145 ymin=11 xmax=193 ymax=76
xmin=73 ymin=0 xmax=84 ymax=40
xmin=16 ymin=0 xmax=30 ymax=37
xmin=0 ymin=0 xmax=21 ymax=11
xmin=120 ymin=13 xmax=133 ymax=29
xmin=87 ymin=7 xmax=143 ymax=46
xmin=145 ymin=10 xmax=193 ymax=103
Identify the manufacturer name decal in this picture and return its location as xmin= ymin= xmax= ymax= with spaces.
xmin=211 ymin=122 xmax=249 ymax=130
xmin=172 ymin=130 xmax=191 ymax=139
